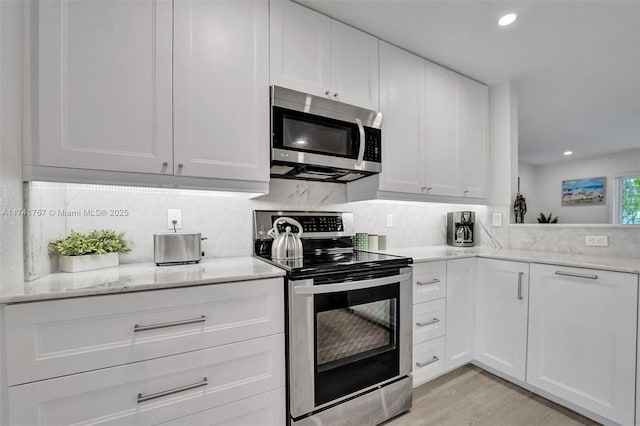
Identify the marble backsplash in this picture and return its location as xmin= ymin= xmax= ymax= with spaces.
xmin=24 ymin=180 xmax=639 ymax=281
xmin=24 ymin=180 xmax=492 ymax=280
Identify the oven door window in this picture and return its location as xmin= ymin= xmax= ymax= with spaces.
xmin=314 ymin=283 xmax=400 ymax=406
xmin=273 ymin=107 xmax=357 ymax=159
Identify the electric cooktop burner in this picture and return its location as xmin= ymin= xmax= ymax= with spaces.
xmin=253 ymin=210 xmax=412 ymax=278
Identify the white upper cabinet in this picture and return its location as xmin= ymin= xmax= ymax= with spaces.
xmin=329 ymin=20 xmax=379 ymax=110
xmin=475 ymin=259 xmax=529 ymax=381
xmin=425 ymin=62 xmax=460 ymax=197
xmin=527 ymin=264 xmax=637 ymax=426
xmin=378 ymin=41 xmax=426 ymax=194
xmin=270 ymin=0 xmax=379 ymax=110
xmin=458 ymin=75 xmax=489 ymax=198
xmin=425 ymin=63 xmax=489 ymax=199
xmin=35 ymin=0 xmax=173 ymax=174
xmin=173 ymin=0 xmax=269 ymax=182
xmin=269 ymin=0 xmax=330 ymax=97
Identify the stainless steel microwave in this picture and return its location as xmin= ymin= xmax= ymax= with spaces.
xmin=270 ymin=86 xmax=382 ymax=183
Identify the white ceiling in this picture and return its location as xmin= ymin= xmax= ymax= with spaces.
xmin=296 ymin=0 xmax=640 ymax=165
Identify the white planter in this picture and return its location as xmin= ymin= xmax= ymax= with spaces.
xmin=59 ymin=253 xmax=119 ymax=273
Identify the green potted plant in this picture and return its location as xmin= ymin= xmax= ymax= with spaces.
xmin=49 ymin=229 xmax=131 ymax=272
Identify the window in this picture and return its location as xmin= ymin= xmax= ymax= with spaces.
xmin=620 ymin=176 xmax=640 ymax=224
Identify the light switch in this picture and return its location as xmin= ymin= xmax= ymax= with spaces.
xmin=492 ymin=212 xmax=503 ymax=227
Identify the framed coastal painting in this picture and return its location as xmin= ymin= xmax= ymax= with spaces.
xmin=561 ymin=177 xmax=606 ymax=205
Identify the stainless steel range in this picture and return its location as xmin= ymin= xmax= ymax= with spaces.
xmin=254 ymin=211 xmax=413 ymax=426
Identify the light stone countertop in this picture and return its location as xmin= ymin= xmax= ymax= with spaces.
xmin=1 ymin=256 xmax=285 ymax=304
xmin=380 ymin=246 xmax=640 ymax=275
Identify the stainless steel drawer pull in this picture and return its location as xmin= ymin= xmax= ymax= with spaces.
xmin=417 ymin=278 xmax=440 ymax=286
xmin=517 ymin=272 xmax=524 ymax=300
xmin=416 ymin=318 xmax=440 ymax=327
xmin=416 ymin=356 xmax=439 ymax=368
xmin=133 ymin=315 xmax=207 ymax=332
xmin=555 ymin=271 xmax=598 ymax=280
xmin=137 ymin=377 xmax=208 ymax=403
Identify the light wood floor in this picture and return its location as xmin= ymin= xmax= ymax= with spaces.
xmin=387 ymin=365 xmax=600 ymax=426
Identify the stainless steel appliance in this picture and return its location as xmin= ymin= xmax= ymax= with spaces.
xmin=153 ymin=233 xmax=204 ymax=265
xmin=270 ymin=86 xmax=382 ymax=183
xmin=269 ymin=217 xmax=304 ymax=260
xmin=446 ymin=211 xmax=475 ymax=247
xmin=254 ymin=211 xmax=413 ymax=426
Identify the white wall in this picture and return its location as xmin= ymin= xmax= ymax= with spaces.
xmin=0 ymin=0 xmax=25 ymax=287
xmin=519 ymin=148 xmax=640 ymax=224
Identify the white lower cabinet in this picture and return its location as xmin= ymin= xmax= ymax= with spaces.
xmin=475 ymin=259 xmax=529 ymax=381
xmin=527 ymin=264 xmax=637 ymax=425
xmin=9 ymin=334 xmax=285 ymax=425
xmin=158 ymin=388 xmax=285 ymax=426
xmin=413 ymin=337 xmax=445 ymax=387
xmin=445 ymin=258 xmax=476 ymax=370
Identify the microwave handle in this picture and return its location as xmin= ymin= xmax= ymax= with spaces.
xmin=355 ymin=118 xmax=366 ymax=166
xmin=293 ymin=272 xmax=411 ymax=296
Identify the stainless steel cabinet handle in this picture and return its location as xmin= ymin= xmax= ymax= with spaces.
xmin=177 ymin=163 xmax=184 ymax=168
xmin=162 ymin=161 xmax=168 ymax=167
xmin=355 ymin=118 xmax=366 ymax=167
xmin=134 ymin=315 xmax=206 ymax=332
xmin=294 ymin=272 xmax=412 ymax=296
xmin=416 ymin=356 xmax=439 ymax=368
xmin=416 ymin=318 xmax=440 ymax=327
xmin=325 ymin=91 xmax=331 ymax=96
xmin=517 ymin=272 xmax=524 ymax=300
xmin=137 ymin=377 xmax=208 ymax=403
xmin=555 ymin=271 xmax=598 ymax=280
xmin=333 ymin=92 xmax=339 ymax=97
xmin=417 ymin=278 xmax=440 ymax=286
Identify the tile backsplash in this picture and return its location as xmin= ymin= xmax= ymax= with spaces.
xmin=24 ymin=180 xmax=639 ymax=281
xmin=25 ymin=180 xmax=490 ymax=280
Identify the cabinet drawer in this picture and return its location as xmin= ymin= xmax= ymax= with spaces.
xmin=9 ymin=334 xmax=285 ymax=426
xmin=5 ymin=278 xmax=284 ymax=385
xmin=413 ymin=299 xmax=446 ymax=344
xmin=159 ymin=387 xmax=285 ymax=426
xmin=413 ymin=261 xmax=446 ymax=303
xmin=412 ymin=336 xmax=445 ymax=387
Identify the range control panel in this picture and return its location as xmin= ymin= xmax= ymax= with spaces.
xmin=274 ymin=215 xmax=344 ymax=234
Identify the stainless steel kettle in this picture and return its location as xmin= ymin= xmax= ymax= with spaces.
xmin=268 ymin=217 xmax=304 ymax=260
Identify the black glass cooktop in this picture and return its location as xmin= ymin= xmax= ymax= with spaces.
xmin=256 ymin=250 xmax=412 ymax=278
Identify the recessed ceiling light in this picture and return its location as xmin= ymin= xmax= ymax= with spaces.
xmin=563 ymin=150 xmax=573 ymax=156
xmin=498 ymin=13 xmax=518 ymax=26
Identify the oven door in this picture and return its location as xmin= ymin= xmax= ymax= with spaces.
xmin=288 ymin=267 xmax=412 ymax=419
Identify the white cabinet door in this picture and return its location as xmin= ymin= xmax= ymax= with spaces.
xmin=173 ymin=0 xmax=269 ymax=182
xmin=6 ymin=278 xmax=284 ymax=385
xmin=159 ymin=387 xmax=285 ymax=426
xmin=329 ymin=20 xmax=379 ymax=110
xmin=445 ymin=258 xmax=476 ymax=370
xmin=270 ymin=0 xmax=331 ymax=97
xmin=458 ymin=76 xmax=489 ymax=199
xmin=9 ymin=334 xmax=285 ymax=426
xmin=527 ymin=264 xmax=637 ymax=426
xmin=425 ymin=62 xmax=461 ymax=197
xmin=475 ymin=259 xmax=529 ymax=381
xmin=378 ymin=42 xmax=426 ymax=194
xmin=36 ymin=0 xmax=173 ymax=174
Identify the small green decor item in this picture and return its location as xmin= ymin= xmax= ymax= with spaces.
xmin=49 ymin=229 xmax=131 ymax=272
xmin=537 ymin=213 xmax=559 ymax=224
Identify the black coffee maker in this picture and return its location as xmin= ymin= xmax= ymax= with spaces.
xmin=446 ymin=211 xmax=475 ymax=247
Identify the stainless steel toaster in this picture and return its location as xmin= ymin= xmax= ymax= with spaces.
xmin=154 ymin=233 xmax=203 ymax=265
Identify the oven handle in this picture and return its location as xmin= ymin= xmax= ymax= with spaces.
xmin=293 ymin=272 xmax=412 ymax=296
xmin=355 ymin=118 xmax=366 ymax=167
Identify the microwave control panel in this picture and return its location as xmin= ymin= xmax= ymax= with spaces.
xmin=363 ymin=128 xmax=382 ymax=163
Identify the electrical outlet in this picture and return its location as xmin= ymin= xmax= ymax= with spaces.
xmin=492 ymin=212 xmax=503 ymax=227
xmin=386 ymin=214 xmax=393 ymax=227
xmin=585 ymin=235 xmax=608 ymax=247
xmin=168 ymin=209 xmax=182 ymax=230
